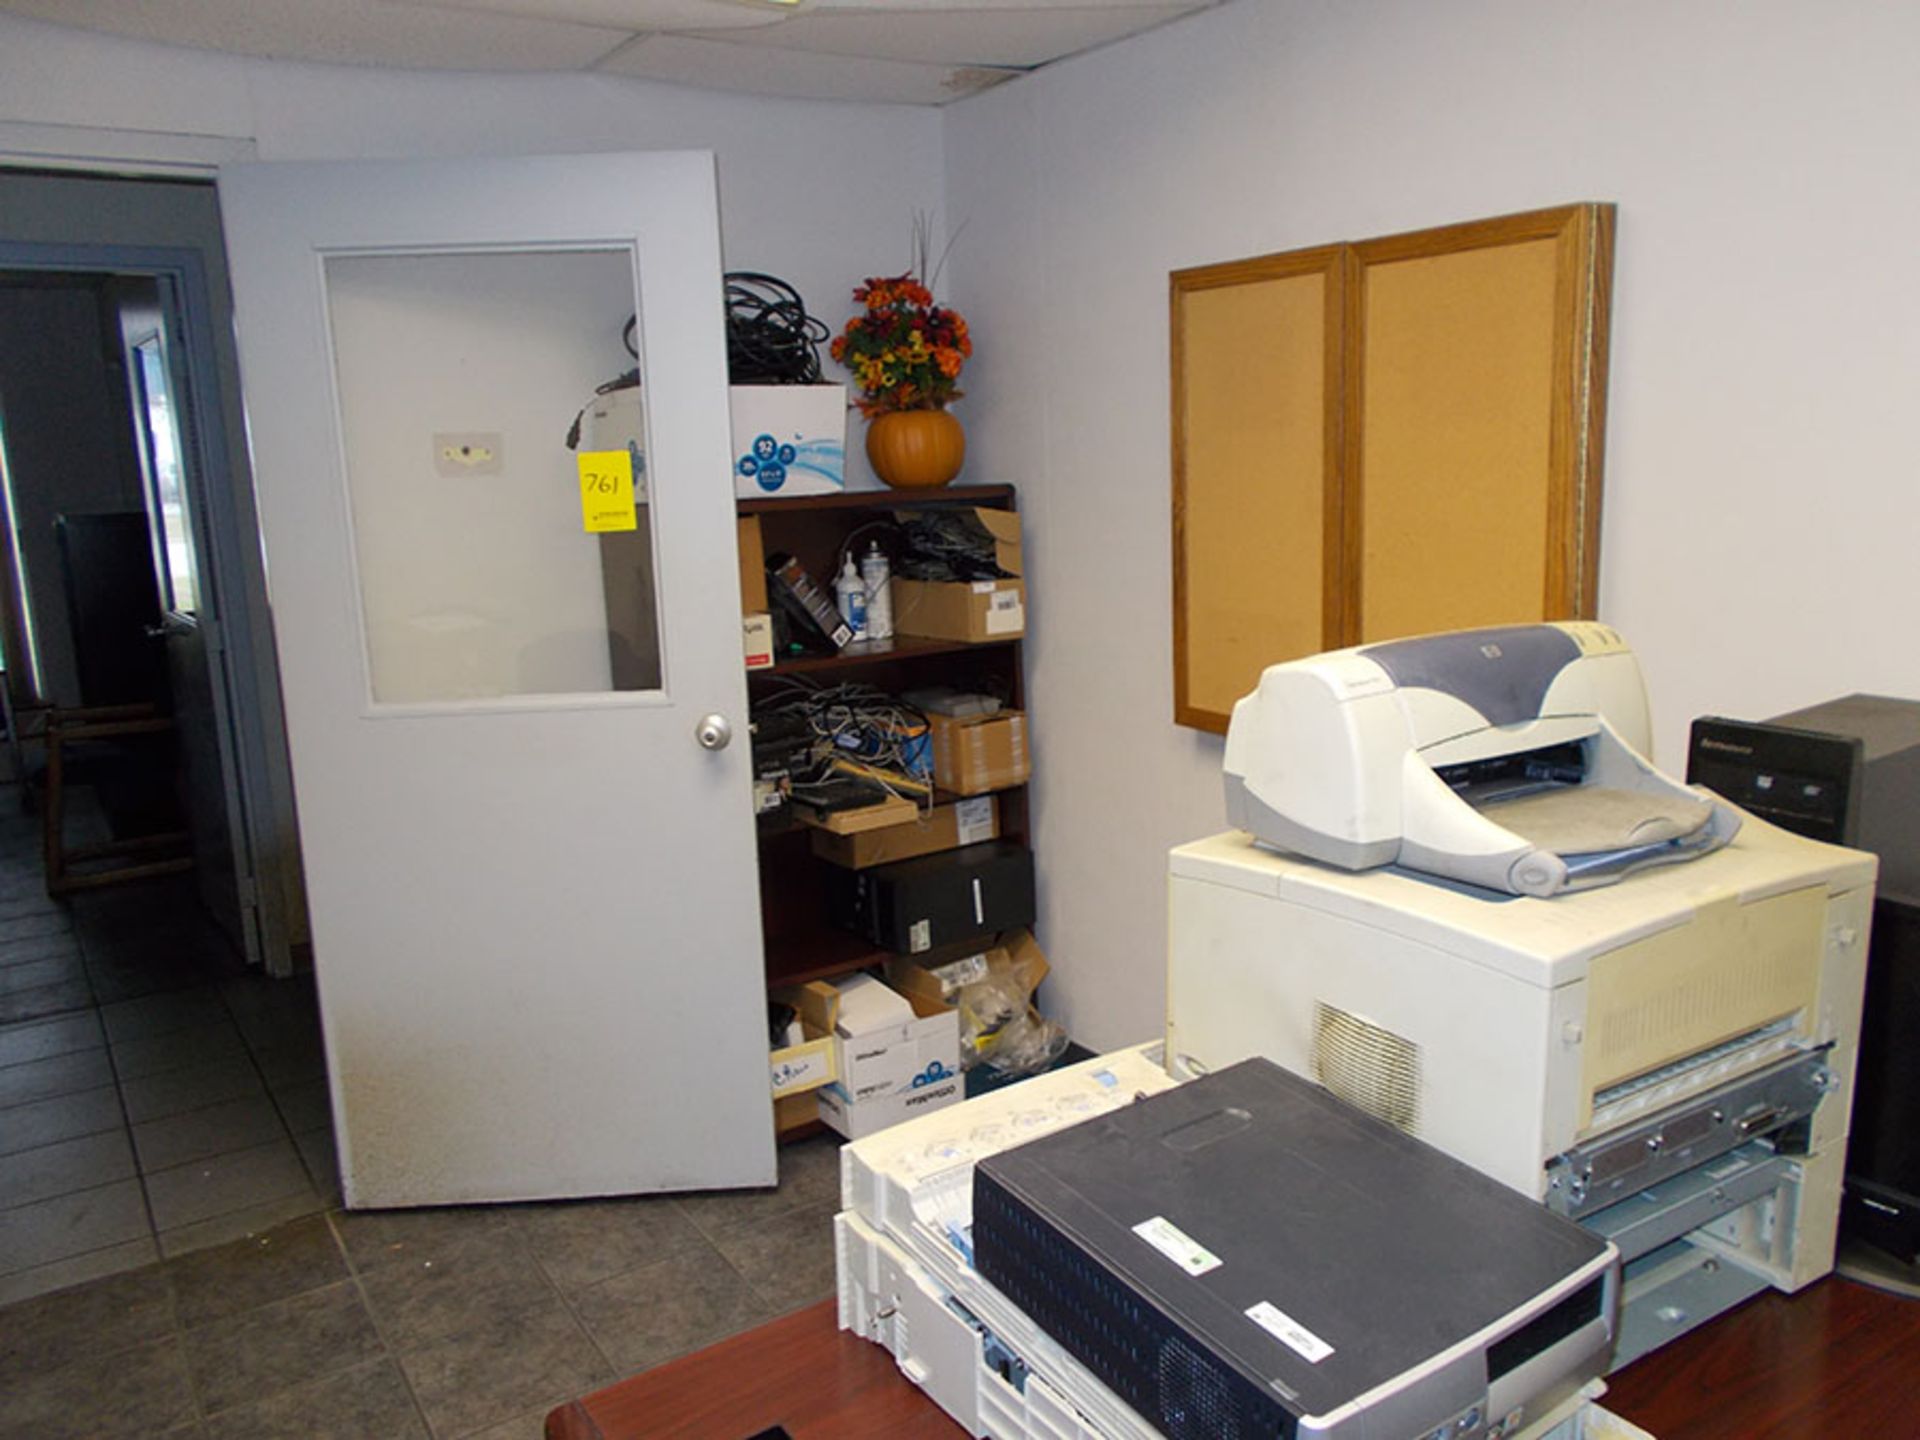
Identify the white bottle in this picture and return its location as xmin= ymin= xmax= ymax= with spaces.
xmin=860 ymin=541 xmax=893 ymax=642
xmin=835 ymin=553 xmax=869 ymax=641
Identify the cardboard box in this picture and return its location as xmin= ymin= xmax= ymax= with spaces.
xmin=891 ymin=509 xmax=1024 ymax=642
xmin=731 ymin=384 xmax=847 ymax=498
xmin=836 ymin=1005 xmax=961 ymax=1102
xmin=768 ymin=980 xmax=840 ymax=1098
xmin=810 ymin=795 xmax=998 ymax=869
xmin=816 ymin=1071 xmax=963 ymax=1139
xmin=812 ymin=972 xmax=963 ymax=1139
xmin=773 ymin=1088 xmax=819 ymax=1134
xmin=831 ymin=974 xmax=954 ymax=1098
xmin=885 ymin=928 xmax=1051 ymax=1020
xmin=891 ymin=577 xmax=1025 ymax=643
xmin=928 ymin=710 xmax=1030 ymax=795
xmin=743 ymin=612 xmax=774 ymax=671
xmin=737 ymin=516 xmax=768 ymax=614
xmin=887 ymin=929 xmax=1056 ymax=1072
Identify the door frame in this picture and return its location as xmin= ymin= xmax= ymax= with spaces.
xmin=0 ymin=236 xmax=291 ymax=972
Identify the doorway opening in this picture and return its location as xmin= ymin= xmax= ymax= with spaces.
xmin=0 ymin=168 xmax=307 ymax=980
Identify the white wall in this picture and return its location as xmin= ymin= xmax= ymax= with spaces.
xmin=945 ymin=0 xmax=1920 ymax=1051
xmin=0 ymin=11 xmax=947 ymax=488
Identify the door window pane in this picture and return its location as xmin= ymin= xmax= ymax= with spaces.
xmin=322 ymin=248 xmax=661 ymax=705
xmin=132 ymin=336 xmax=199 ymax=614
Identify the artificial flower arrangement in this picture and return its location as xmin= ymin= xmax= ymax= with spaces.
xmin=831 ymin=272 xmax=972 ymax=417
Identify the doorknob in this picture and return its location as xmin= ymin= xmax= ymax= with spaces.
xmin=695 ymin=713 xmax=733 ymax=751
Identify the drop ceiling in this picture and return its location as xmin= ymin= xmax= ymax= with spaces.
xmin=0 ymin=0 xmax=1221 ymax=105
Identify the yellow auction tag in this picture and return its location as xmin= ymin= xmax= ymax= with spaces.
xmin=577 ymin=449 xmax=637 ymax=533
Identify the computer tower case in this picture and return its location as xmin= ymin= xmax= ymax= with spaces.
xmin=1689 ymin=697 xmax=1920 ymax=1263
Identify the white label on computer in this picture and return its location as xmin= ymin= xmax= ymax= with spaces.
xmin=1245 ymin=1300 xmax=1334 ymax=1363
xmin=1132 ymin=1215 xmax=1222 ymax=1276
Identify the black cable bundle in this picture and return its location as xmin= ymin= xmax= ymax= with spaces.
xmin=725 ymin=272 xmax=829 ymax=385
xmin=895 ymin=510 xmax=1017 ymax=582
xmin=751 ymin=679 xmax=933 ymax=807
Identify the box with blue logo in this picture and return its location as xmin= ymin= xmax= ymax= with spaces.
xmin=730 ymin=384 xmax=847 ymax=498
xmin=816 ymin=973 xmax=962 ymax=1139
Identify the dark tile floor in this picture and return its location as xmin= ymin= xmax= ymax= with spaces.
xmin=0 ymin=791 xmax=844 ymax=1438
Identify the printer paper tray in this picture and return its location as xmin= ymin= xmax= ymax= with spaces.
xmin=1581 ymin=1142 xmax=1797 ymax=1263
xmin=1475 ymin=785 xmax=1714 ymax=857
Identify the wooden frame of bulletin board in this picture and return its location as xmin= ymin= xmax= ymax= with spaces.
xmin=1171 ymin=203 xmax=1615 ymax=733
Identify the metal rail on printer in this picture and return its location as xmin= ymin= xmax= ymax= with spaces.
xmin=1543 ymin=1045 xmax=1835 ymax=1219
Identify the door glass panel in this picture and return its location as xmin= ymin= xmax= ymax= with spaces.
xmin=131 ymin=335 xmax=200 ymax=615
xmin=322 ymin=247 xmax=661 ymax=705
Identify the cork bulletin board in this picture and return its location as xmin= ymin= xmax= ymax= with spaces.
xmin=1171 ymin=204 xmax=1614 ymax=733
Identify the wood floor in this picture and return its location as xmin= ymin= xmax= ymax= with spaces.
xmin=1603 ymin=1274 xmax=1920 ymax=1438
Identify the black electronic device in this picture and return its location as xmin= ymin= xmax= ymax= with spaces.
xmin=1688 ymin=697 xmax=1920 ymax=1266
xmin=973 ymin=1059 xmax=1616 ymax=1440
xmin=1683 ymin=716 xmax=1861 ymax=844
xmin=831 ymin=841 xmax=1035 ymax=955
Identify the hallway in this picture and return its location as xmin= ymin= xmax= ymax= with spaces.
xmin=0 ymin=801 xmax=333 ymax=1302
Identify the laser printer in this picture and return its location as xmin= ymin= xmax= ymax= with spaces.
xmin=1174 ymin=623 xmax=1877 ymax=1367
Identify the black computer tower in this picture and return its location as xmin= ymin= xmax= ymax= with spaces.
xmin=1689 ymin=697 xmax=1920 ymax=1264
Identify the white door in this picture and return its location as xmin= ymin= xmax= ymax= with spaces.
xmin=218 ymin=153 xmax=772 ymax=1208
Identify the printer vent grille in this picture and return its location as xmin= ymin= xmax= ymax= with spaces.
xmin=1313 ymin=1002 xmax=1421 ymax=1133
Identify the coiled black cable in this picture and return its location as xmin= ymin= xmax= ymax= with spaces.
xmin=724 ymin=271 xmax=829 ymax=385
xmin=567 ymin=274 xmax=826 ymax=447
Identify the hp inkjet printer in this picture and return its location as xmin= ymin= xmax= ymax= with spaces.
xmin=1178 ymin=623 xmax=1878 ymax=1368
xmin=1222 ymin=621 xmax=1741 ymax=897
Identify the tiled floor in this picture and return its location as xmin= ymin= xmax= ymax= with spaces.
xmin=0 ymin=790 xmax=845 ymax=1437
xmin=0 ymin=819 xmax=332 ymax=1300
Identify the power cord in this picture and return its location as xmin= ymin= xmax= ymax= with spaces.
xmin=565 ymin=275 xmax=826 ymax=449
xmin=725 ymin=272 xmax=829 ymax=385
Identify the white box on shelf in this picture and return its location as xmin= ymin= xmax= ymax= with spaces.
xmin=829 ymin=975 xmax=959 ymax=1100
xmin=730 ymin=384 xmax=847 ymax=497
xmin=743 ymin=612 xmax=774 ymax=670
xmin=817 ymin=1071 xmax=963 ymax=1139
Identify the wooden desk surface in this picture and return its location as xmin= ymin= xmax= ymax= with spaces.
xmin=544 ymin=1300 xmax=962 ymax=1440
xmin=551 ymin=1278 xmax=1920 ymax=1440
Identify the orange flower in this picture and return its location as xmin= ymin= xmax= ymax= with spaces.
xmin=835 ymin=272 xmax=972 ymax=418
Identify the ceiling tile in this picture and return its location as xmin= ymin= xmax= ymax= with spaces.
xmin=408 ymin=0 xmax=790 ymax=34
xmin=597 ymin=31 xmax=1015 ymax=104
xmin=713 ymin=4 xmax=1203 ymax=68
xmin=0 ymin=0 xmax=632 ymax=70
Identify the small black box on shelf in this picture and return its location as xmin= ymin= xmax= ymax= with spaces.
xmin=831 ymin=841 xmax=1035 ymax=954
